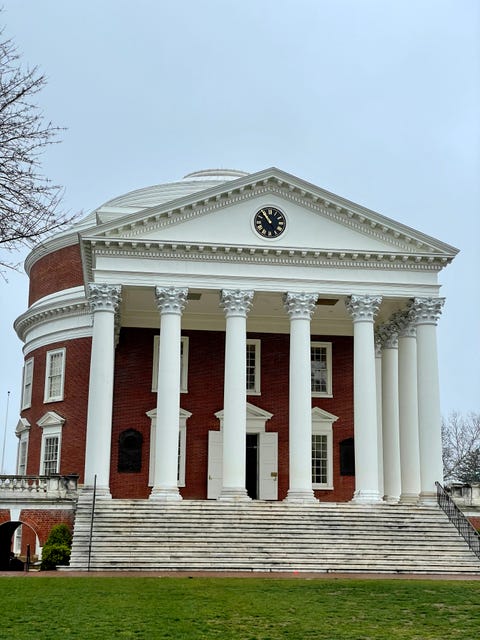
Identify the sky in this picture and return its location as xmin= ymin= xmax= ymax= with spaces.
xmin=0 ymin=0 xmax=479 ymax=473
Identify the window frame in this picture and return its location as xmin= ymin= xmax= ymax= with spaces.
xmin=146 ymin=408 xmax=191 ymax=487
xmin=152 ymin=335 xmax=189 ymax=394
xmin=44 ymin=348 xmax=66 ymax=403
xmin=246 ymin=339 xmax=261 ymax=396
xmin=21 ymin=357 xmax=34 ymax=410
xmin=311 ymin=407 xmax=337 ymax=490
xmin=310 ymin=341 xmax=333 ymax=398
xmin=37 ymin=411 xmax=65 ymax=476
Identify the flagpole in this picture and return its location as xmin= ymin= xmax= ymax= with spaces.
xmin=1 ymin=390 xmax=10 ymax=474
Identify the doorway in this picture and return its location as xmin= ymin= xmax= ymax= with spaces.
xmin=245 ymin=433 xmax=259 ymax=499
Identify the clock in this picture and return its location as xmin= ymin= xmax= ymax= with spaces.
xmin=253 ymin=207 xmax=286 ymax=238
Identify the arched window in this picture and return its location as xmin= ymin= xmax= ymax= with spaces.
xmin=118 ymin=429 xmax=143 ymax=473
xmin=340 ymin=438 xmax=355 ymax=476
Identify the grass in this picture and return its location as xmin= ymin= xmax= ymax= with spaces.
xmin=0 ymin=576 xmax=479 ymax=639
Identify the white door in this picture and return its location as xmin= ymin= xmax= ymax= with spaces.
xmin=207 ymin=430 xmax=223 ymax=499
xmin=259 ymin=432 xmax=278 ymax=500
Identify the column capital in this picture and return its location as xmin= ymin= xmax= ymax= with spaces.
xmin=87 ymin=283 xmax=122 ymax=313
xmin=377 ymin=321 xmax=399 ymax=349
xmin=283 ymin=292 xmax=318 ymax=320
xmin=155 ymin=286 xmax=188 ymax=315
xmin=392 ymin=306 xmax=417 ymax=338
xmin=345 ymin=295 xmax=382 ymax=323
xmin=220 ymin=289 xmax=254 ymax=318
xmin=412 ymin=297 xmax=445 ymax=326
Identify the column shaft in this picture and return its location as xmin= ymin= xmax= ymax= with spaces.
xmin=381 ymin=338 xmax=401 ymax=503
xmin=284 ymin=292 xmax=318 ymax=503
xmin=150 ymin=287 xmax=188 ymax=501
xmin=84 ymin=284 xmax=121 ymax=496
xmin=219 ymin=290 xmax=253 ymax=501
xmin=414 ymin=297 xmax=445 ymax=503
xmin=346 ymin=295 xmax=382 ymax=503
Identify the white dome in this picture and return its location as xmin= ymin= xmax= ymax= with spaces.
xmin=98 ymin=169 xmax=248 ymax=212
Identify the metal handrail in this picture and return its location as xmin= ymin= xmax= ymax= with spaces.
xmin=436 ymin=481 xmax=480 ymax=559
xmin=87 ymin=475 xmax=97 ymax=572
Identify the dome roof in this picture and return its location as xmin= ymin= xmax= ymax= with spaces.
xmin=97 ymin=169 xmax=248 ymax=213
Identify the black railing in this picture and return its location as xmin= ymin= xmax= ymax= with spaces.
xmin=436 ymin=481 xmax=480 ymax=560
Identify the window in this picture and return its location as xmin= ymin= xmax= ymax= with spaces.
xmin=312 ymin=434 xmax=328 ymax=485
xmin=311 ymin=407 xmax=338 ymax=489
xmin=246 ymin=339 xmax=261 ymax=395
xmin=146 ymin=408 xmax=191 ymax=487
xmin=42 ymin=436 xmax=59 ymax=475
xmin=311 ymin=342 xmax=332 ymax=397
xmin=15 ymin=417 xmax=30 ymax=475
xmin=17 ymin=440 xmax=28 ymax=475
xmin=152 ymin=336 xmax=189 ymax=393
xmin=118 ymin=429 xmax=143 ymax=472
xmin=44 ymin=348 xmax=66 ymax=403
xmin=21 ymin=358 xmax=34 ymax=409
xmin=37 ymin=411 xmax=65 ymax=475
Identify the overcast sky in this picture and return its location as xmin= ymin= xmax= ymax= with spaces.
xmin=0 ymin=0 xmax=479 ymax=473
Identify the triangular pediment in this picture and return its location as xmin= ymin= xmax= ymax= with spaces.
xmin=37 ymin=411 xmax=65 ymax=428
xmin=312 ymin=407 xmax=339 ymax=423
xmin=215 ymin=402 xmax=274 ymax=421
xmin=80 ymin=168 xmax=458 ymax=279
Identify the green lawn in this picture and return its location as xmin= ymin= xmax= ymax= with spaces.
xmin=0 ymin=576 xmax=479 ymax=639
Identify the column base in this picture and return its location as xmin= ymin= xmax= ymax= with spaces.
xmin=217 ymin=487 xmax=251 ymax=502
xmin=284 ymin=489 xmax=317 ymax=504
xmin=149 ymin=486 xmax=182 ymax=501
xmin=384 ymin=495 xmax=400 ymax=505
xmin=399 ymin=492 xmax=420 ymax=505
xmin=351 ymin=489 xmax=382 ymax=504
xmin=418 ymin=491 xmax=438 ymax=506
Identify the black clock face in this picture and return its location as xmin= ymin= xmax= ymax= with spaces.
xmin=254 ymin=207 xmax=286 ymax=238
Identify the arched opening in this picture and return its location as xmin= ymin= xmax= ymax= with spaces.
xmin=0 ymin=521 xmax=39 ymax=571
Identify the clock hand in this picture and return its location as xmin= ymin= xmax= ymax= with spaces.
xmin=262 ymin=210 xmax=272 ymax=224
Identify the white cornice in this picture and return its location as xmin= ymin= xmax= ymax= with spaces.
xmin=82 ymin=238 xmax=452 ymax=283
xmin=15 ymin=295 xmax=91 ymax=343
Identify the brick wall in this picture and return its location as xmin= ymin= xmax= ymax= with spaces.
xmin=109 ymin=328 xmax=354 ymax=501
xmin=28 ymin=243 xmax=84 ymax=305
xmin=468 ymin=516 xmax=480 ymax=531
xmin=0 ymin=510 xmax=10 ymax=525
xmin=22 ymin=337 xmax=91 ymax=480
xmin=20 ymin=509 xmax=75 ymax=546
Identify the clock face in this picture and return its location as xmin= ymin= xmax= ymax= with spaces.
xmin=253 ymin=207 xmax=286 ymax=238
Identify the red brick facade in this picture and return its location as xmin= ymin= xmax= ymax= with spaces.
xmin=21 ymin=337 xmax=91 ymax=480
xmin=109 ymin=328 xmax=355 ymax=501
xmin=28 ymin=243 xmax=84 ymax=305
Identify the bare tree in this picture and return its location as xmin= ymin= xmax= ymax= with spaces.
xmin=0 ymin=21 xmax=73 ymax=270
xmin=442 ymin=412 xmax=480 ymax=483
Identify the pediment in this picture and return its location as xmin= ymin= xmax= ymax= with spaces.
xmin=37 ymin=411 xmax=65 ymax=428
xmin=80 ymin=168 xmax=458 ymax=275
xmin=312 ymin=407 xmax=339 ymax=423
xmin=215 ymin=402 xmax=274 ymax=421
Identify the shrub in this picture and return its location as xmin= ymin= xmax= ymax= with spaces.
xmin=40 ymin=524 xmax=72 ymax=570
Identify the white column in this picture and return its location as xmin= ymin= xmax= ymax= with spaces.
xmin=374 ymin=333 xmax=384 ymax=499
xmin=395 ymin=307 xmax=421 ymax=503
xmin=413 ymin=297 xmax=445 ymax=504
xmin=283 ymin=291 xmax=318 ymax=503
xmin=84 ymin=283 xmax=122 ymax=496
xmin=378 ymin=322 xmax=401 ymax=503
xmin=150 ymin=286 xmax=188 ymax=501
xmin=345 ymin=295 xmax=382 ymax=503
xmin=219 ymin=289 xmax=254 ymax=501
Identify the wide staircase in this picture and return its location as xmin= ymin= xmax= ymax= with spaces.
xmin=68 ymin=499 xmax=480 ymax=574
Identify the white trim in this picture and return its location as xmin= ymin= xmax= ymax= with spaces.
xmin=311 ymin=407 xmax=338 ymax=490
xmin=151 ymin=335 xmax=189 ymax=393
xmin=146 ymin=407 xmax=191 ymax=487
xmin=21 ymin=358 xmax=34 ymax=410
xmin=311 ymin=341 xmax=333 ymax=397
xmin=246 ymin=339 xmax=261 ymax=395
xmin=37 ymin=411 xmax=65 ymax=475
xmin=16 ymin=433 xmax=29 ymax=475
xmin=44 ymin=348 xmax=66 ymax=403
xmin=23 ymin=326 xmax=93 ymax=357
